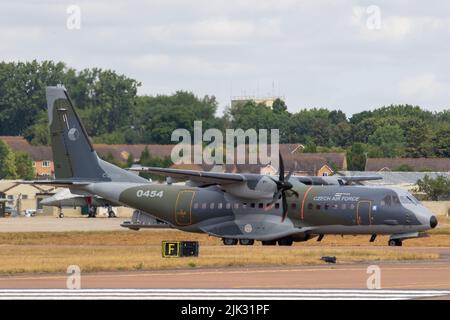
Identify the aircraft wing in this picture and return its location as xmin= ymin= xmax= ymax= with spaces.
xmin=338 ymin=175 xmax=382 ymax=183
xmin=129 ymin=166 xmax=245 ymax=185
xmin=22 ymin=180 xmax=92 ymax=187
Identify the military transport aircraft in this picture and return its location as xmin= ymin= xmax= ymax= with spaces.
xmin=40 ymin=189 xmax=118 ymax=218
xmin=38 ymin=86 xmax=438 ymax=247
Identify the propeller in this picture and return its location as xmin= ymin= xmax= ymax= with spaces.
xmin=269 ymin=153 xmax=299 ymax=222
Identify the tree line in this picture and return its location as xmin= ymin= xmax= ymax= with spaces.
xmin=1 ymin=61 xmax=450 ymax=172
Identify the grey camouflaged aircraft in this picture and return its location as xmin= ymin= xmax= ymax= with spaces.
xmin=39 ymin=86 xmax=438 ymax=247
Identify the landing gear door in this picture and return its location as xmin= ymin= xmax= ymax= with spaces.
xmin=175 ymin=190 xmax=195 ymax=226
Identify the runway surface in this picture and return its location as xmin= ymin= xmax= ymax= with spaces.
xmin=0 ymin=217 xmax=128 ymax=232
xmin=0 ymin=289 xmax=449 ymax=300
xmin=1 ymin=261 xmax=449 ymax=294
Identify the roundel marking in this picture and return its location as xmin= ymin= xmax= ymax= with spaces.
xmin=244 ymin=224 xmax=253 ymax=233
xmin=68 ymin=128 xmax=80 ymax=141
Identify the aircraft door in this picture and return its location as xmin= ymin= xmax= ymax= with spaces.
xmin=175 ymin=190 xmax=195 ymax=226
xmin=357 ymin=201 xmax=372 ymax=225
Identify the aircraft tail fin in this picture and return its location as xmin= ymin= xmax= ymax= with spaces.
xmin=46 ymin=86 xmax=147 ymax=183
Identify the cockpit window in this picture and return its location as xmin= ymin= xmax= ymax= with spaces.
xmin=400 ymin=196 xmax=413 ymax=204
xmin=392 ymin=195 xmax=400 ymax=205
xmin=406 ymin=195 xmax=419 ymax=205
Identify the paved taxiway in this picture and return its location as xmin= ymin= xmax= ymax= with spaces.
xmin=0 ymin=217 xmax=128 ymax=232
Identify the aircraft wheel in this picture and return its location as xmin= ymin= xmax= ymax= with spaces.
xmin=59 ymin=213 xmax=64 ymax=218
xmin=222 ymin=238 xmax=238 ymax=246
xmin=261 ymin=240 xmax=277 ymax=246
xmin=388 ymin=239 xmax=402 ymax=247
xmin=278 ymin=238 xmax=293 ymax=246
xmin=108 ymin=211 xmax=116 ymax=218
xmin=239 ymin=239 xmax=255 ymax=246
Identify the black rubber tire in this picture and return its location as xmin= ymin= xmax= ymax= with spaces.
xmin=223 ymin=238 xmax=238 ymax=246
xmin=239 ymin=239 xmax=255 ymax=246
xmin=278 ymin=238 xmax=294 ymax=246
xmin=261 ymin=240 xmax=277 ymax=246
xmin=59 ymin=213 xmax=64 ymax=218
xmin=388 ymin=239 xmax=402 ymax=247
xmin=108 ymin=211 xmax=116 ymax=218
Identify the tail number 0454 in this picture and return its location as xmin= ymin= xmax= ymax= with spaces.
xmin=136 ymin=190 xmax=164 ymax=198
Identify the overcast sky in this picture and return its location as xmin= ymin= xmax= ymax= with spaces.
xmin=1 ymin=0 xmax=450 ymax=115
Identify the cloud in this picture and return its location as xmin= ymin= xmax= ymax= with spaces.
xmin=399 ymin=73 xmax=448 ymax=100
xmin=350 ymin=8 xmax=450 ymax=43
xmin=1 ymin=1 xmax=450 ymax=114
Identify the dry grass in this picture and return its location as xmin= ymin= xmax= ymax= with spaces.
xmin=0 ymin=229 xmax=445 ymax=274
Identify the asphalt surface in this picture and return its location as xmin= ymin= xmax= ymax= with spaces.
xmin=0 ymin=217 xmax=449 ymax=299
xmin=0 ymin=261 xmax=449 ymax=292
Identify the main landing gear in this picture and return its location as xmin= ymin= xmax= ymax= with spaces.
xmin=222 ymin=238 xmax=255 ymax=246
xmin=222 ymin=238 xmax=238 ymax=246
xmin=107 ymin=205 xmax=116 ymax=218
xmin=222 ymin=238 xmax=293 ymax=246
xmin=388 ymin=239 xmax=403 ymax=247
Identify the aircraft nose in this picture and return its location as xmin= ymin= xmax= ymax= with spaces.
xmin=430 ymin=216 xmax=438 ymax=229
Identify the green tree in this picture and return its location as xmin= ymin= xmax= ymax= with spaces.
xmin=347 ymin=143 xmax=367 ymax=171
xmin=303 ymin=140 xmax=317 ymax=153
xmin=138 ymin=147 xmax=172 ymax=181
xmin=14 ymin=151 xmax=34 ymax=180
xmin=432 ymin=124 xmax=450 ymax=157
xmin=368 ymin=124 xmax=405 ymax=157
xmin=416 ymin=175 xmax=450 ymax=200
xmin=126 ymin=153 xmax=135 ymax=168
xmin=0 ymin=141 xmax=17 ymax=179
xmin=100 ymin=152 xmax=126 ymax=168
xmin=272 ymin=98 xmax=287 ymax=113
xmin=403 ymin=119 xmax=433 ymax=157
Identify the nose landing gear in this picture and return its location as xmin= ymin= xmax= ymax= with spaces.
xmin=388 ymin=239 xmax=403 ymax=247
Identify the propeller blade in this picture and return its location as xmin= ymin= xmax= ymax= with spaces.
xmin=285 ymin=167 xmax=295 ymax=181
xmin=281 ymin=192 xmax=288 ymax=222
xmin=279 ymin=152 xmax=284 ymax=182
xmin=270 ymin=190 xmax=283 ymax=204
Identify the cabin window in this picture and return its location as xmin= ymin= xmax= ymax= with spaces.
xmin=250 ymin=203 xmax=255 ymax=208
xmin=275 ymin=203 xmax=280 ymax=209
xmin=193 ymin=203 xmax=199 ymax=209
xmin=341 ymin=204 xmax=347 ymax=209
xmin=234 ymin=203 xmax=239 ymax=209
xmin=201 ymin=203 xmax=207 ymax=209
xmin=291 ymin=203 xmax=296 ymax=209
xmin=210 ymin=203 xmax=215 ymax=209
xmin=226 ymin=203 xmax=231 ymax=209
xmin=242 ymin=203 xmax=247 ymax=209
xmin=350 ymin=204 xmax=355 ymax=209
xmin=332 ymin=204 xmax=338 ymax=209
xmin=218 ymin=203 xmax=223 ymax=209
xmin=383 ymin=195 xmax=391 ymax=206
xmin=316 ymin=204 xmax=321 ymax=210
xmin=324 ymin=204 xmax=329 ymax=210
xmin=307 ymin=203 xmax=313 ymax=210
xmin=259 ymin=203 xmax=264 ymax=209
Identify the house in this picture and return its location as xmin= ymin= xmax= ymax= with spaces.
xmin=0 ymin=136 xmax=345 ymax=177
xmin=366 ymin=158 xmax=450 ymax=172
xmin=0 ymin=136 xmax=54 ymax=177
xmin=168 ymin=151 xmax=346 ymax=177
